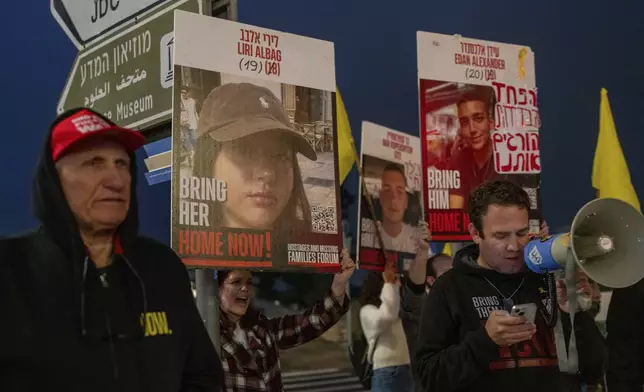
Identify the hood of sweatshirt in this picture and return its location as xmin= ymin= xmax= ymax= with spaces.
xmin=452 ymin=243 xmax=540 ymax=309
xmin=453 ymin=243 xmax=534 ymax=279
xmin=32 ymin=108 xmax=140 ymax=263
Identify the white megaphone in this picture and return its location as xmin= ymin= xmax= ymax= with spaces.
xmin=524 ymin=198 xmax=644 ymax=289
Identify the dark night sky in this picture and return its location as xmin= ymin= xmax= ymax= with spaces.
xmin=1 ymin=0 xmax=642 ymax=244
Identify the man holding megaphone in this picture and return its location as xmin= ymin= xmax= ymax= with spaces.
xmin=414 ymin=180 xmax=606 ymax=392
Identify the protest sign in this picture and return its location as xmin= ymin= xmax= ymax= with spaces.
xmin=171 ymin=11 xmax=342 ymax=272
xmin=357 ymin=121 xmax=423 ymax=271
xmin=417 ymin=32 xmax=542 ymax=241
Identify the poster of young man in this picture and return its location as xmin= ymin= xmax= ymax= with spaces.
xmin=171 ymin=11 xmax=342 ymax=272
xmin=417 ymin=32 xmax=542 ymax=241
xmin=357 ymin=121 xmax=423 ymax=272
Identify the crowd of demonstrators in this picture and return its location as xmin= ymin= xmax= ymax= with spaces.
xmin=0 ymin=105 xmax=633 ymax=392
xmin=353 ymin=181 xmax=611 ymax=392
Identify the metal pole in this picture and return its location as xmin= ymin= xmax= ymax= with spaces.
xmin=196 ymin=268 xmax=220 ymax=354
xmin=229 ymin=0 xmax=238 ymax=21
xmin=194 ymin=0 xmax=240 ymax=357
xmin=342 ymin=220 xmax=353 ymax=349
xmin=346 ymin=282 xmax=353 ymax=349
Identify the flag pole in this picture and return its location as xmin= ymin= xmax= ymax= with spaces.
xmin=349 ymin=137 xmax=387 ymax=264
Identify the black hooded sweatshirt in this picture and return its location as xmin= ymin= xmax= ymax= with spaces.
xmin=0 ymin=112 xmax=224 ymax=391
xmin=606 ymin=279 xmax=644 ymax=391
xmin=414 ymin=244 xmax=605 ymax=392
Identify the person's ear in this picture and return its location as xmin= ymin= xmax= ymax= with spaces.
xmin=469 ymin=223 xmax=482 ymax=245
xmin=426 ymin=276 xmax=436 ymax=287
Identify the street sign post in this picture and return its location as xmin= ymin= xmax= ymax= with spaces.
xmin=57 ymin=0 xmax=203 ymax=131
xmin=50 ymin=0 xmax=169 ymax=48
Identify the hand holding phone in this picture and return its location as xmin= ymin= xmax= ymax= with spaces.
xmin=485 ymin=306 xmax=537 ymax=347
xmin=510 ymin=303 xmax=538 ymax=324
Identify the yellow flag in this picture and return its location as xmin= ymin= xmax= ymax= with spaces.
xmin=592 ymin=88 xmax=641 ymax=212
xmin=443 ymin=243 xmax=453 ymax=257
xmin=336 ymin=88 xmax=356 ymax=184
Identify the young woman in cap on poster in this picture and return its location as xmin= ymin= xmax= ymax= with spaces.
xmin=216 ymin=249 xmax=355 ymax=391
xmin=191 ymin=82 xmax=317 ymax=258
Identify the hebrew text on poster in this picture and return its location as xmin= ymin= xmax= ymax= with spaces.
xmin=171 ymin=12 xmax=342 ymax=272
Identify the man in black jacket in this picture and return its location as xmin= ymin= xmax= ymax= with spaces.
xmin=0 ymin=108 xmax=224 ymax=391
xmin=606 ymin=280 xmax=644 ymax=391
xmin=414 ymin=180 xmax=605 ymax=392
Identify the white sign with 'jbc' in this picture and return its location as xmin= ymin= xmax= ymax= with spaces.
xmin=60 ymin=0 xmax=165 ymax=42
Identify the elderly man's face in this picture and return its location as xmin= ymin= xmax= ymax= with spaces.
xmin=56 ymin=140 xmax=132 ymax=233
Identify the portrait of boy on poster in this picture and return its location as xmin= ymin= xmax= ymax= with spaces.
xmin=361 ymin=160 xmax=422 ymax=254
xmin=417 ymin=32 xmax=542 ymax=241
xmin=421 ymin=82 xmax=541 ymax=237
xmin=358 ymin=122 xmax=424 ymax=271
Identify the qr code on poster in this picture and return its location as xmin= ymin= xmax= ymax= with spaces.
xmin=312 ymin=206 xmax=338 ymax=234
xmin=523 ymin=188 xmax=538 ymax=210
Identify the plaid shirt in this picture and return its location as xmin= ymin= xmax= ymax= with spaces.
xmin=220 ymin=291 xmax=349 ymax=392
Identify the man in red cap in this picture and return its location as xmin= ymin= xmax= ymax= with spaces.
xmin=0 ymin=108 xmax=224 ymax=391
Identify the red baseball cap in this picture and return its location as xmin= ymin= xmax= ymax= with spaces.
xmin=51 ymin=108 xmax=146 ymax=161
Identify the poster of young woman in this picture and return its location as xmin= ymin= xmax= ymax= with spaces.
xmin=357 ymin=121 xmax=424 ymax=272
xmin=417 ymin=32 xmax=542 ymax=241
xmin=171 ymin=11 xmax=342 ymax=272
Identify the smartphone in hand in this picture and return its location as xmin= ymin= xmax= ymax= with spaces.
xmin=510 ymin=303 xmax=537 ymax=324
